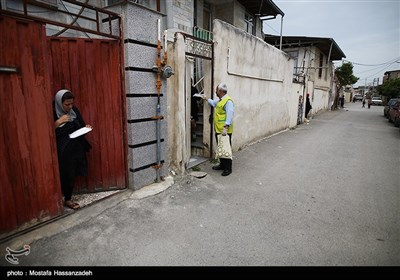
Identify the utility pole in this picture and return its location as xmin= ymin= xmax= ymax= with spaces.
xmin=372 ymin=77 xmax=379 ymax=95
xmin=364 ymin=78 xmax=367 ymax=97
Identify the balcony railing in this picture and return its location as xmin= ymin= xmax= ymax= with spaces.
xmin=193 ymin=26 xmax=213 ymax=41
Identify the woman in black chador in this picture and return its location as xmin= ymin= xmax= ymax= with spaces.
xmin=54 ymin=89 xmax=92 ymax=210
xmin=305 ymin=93 xmax=312 ymax=122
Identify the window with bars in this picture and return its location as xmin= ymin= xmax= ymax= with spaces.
xmin=287 ymin=50 xmax=303 ymax=82
xmin=287 ymin=51 xmax=299 ymax=71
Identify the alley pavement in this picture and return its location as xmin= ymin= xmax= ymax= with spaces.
xmin=1 ymin=102 xmax=399 ymax=267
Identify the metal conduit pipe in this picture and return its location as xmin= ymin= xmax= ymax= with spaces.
xmin=153 ymin=19 xmax=170 ymax=183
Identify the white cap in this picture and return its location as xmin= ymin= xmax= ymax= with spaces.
xmin=217 ymin=83 xmax=227 ymax=92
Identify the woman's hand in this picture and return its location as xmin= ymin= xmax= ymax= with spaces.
xmin=60 ymin=114 xmax=70 ymax=123
xmin=55 ymin=114 xmax=70 ymax=128
xmin=86 ymin=124 xmax=93 ymax=129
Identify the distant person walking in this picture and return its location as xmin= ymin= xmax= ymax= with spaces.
xmin=340 ymin=95 xmax=345 ymax=108
xmin=368 ymin=97 xmax=372 ymax=109
xmin=362 ymin=96 xmax=366 ymax=108
xmin=305 ymin=93 xmax=312 ymax=123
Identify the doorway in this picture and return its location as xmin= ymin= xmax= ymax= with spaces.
xmin=182 ymin=34 xmax=214 ymax=169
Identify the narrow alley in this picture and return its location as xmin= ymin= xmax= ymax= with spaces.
xmin=1 ymin=102 xmax=399 ymax=266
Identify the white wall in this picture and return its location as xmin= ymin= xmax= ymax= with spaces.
xmin=312 ymin=88 xmax=329 ymax=114
xmin=212 ymin=20 xmax=296 ymax=151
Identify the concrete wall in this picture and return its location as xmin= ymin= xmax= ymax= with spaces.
xmin=166 ymin=33 xmax=187 ymax=174
xmin=312 ymin=88 xmax=330 ymax=114
xmin=233 ymin=1 xmax=244 ymax=30
xmin=162 ymin=0 xmax=194 ymax=32
xmin=212 ymin=19 xmax=296 ymax=151
xmin=215 ymin=1 xmax=234 ymax=25
xmin=109 ymin=2 xmax=169 ymax=190
xmin=172 ymin=0 xmax=193 ymax=32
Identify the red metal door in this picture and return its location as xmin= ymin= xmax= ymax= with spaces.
xmin=0 ymin=16 xmax=63 ymax=234
xmin=47 ymin=38 xmax=127 ymax=193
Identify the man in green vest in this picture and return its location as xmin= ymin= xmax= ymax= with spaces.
xmin=202 ymin=83 xmax=234 ymax=176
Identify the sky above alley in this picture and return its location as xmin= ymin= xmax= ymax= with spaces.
xmin=263 ymin=0 xmax=400 ymax=87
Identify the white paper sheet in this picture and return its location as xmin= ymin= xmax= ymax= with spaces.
xmin=69 ymin=127 xmax=92 ymax=138
xmin=193 ymin=93 xmax=204 ymax=98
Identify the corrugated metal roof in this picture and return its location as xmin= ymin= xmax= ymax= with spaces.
xmin=237 ymin=0 xmax=284 ymax=17
xmin=264 ymin=35 xmax=346 ymax=61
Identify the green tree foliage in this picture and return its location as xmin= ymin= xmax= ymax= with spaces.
xmin=377 ymin=78 xmax=400 ymax=99
xmin=335 ymin=62 xmax=359 ymax=88
xmin=332 ymin=62 xmax=359 ymax=110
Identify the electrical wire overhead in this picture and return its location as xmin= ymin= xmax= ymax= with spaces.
xmin=343 ymin=57 xmax=400 ymax=67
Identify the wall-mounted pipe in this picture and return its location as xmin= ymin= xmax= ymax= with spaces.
xmin=154 ymin=18 xmax=163 ymax=183
xmin=153 ymin=20 xmax=172 ymax=183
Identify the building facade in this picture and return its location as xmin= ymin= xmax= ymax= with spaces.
xmin=383 ymin=70 xmax=400 ymax=83
xmin=264 ymin=35 xmax=346 ymax=114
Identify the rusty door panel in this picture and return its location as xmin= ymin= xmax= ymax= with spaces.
xmin=47 ymin=38 xmax=126 ymax=192
xmin=0 ymin=16 xmax=63 ymax=233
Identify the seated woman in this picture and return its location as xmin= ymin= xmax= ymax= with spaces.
xmin=54 ymin=89 xmax=92 ymax=210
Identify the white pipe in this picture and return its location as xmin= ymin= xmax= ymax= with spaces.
xmin=164 ymin=30 xmax=167 ymax=51
xmin=157 ymin=19 xmax=161 ymax=42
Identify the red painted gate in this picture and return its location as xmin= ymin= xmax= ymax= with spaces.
xmin=0 ymin=15 xmax=127 ymax=235
xmin=47 ymin=37 xmax=127 ymax=193
xmin=0 ymin=16 xmax=63 ymax=234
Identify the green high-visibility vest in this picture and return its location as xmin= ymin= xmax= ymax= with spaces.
xmin=215 ymin=95 xmax=234 ymax=134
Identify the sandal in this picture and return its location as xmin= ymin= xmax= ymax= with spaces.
xmin=64 ymin=200 xmax=80 ymax=210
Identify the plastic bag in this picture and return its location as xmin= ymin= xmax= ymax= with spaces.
xmin=216 ymin=134 xmax=232 ymax=159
